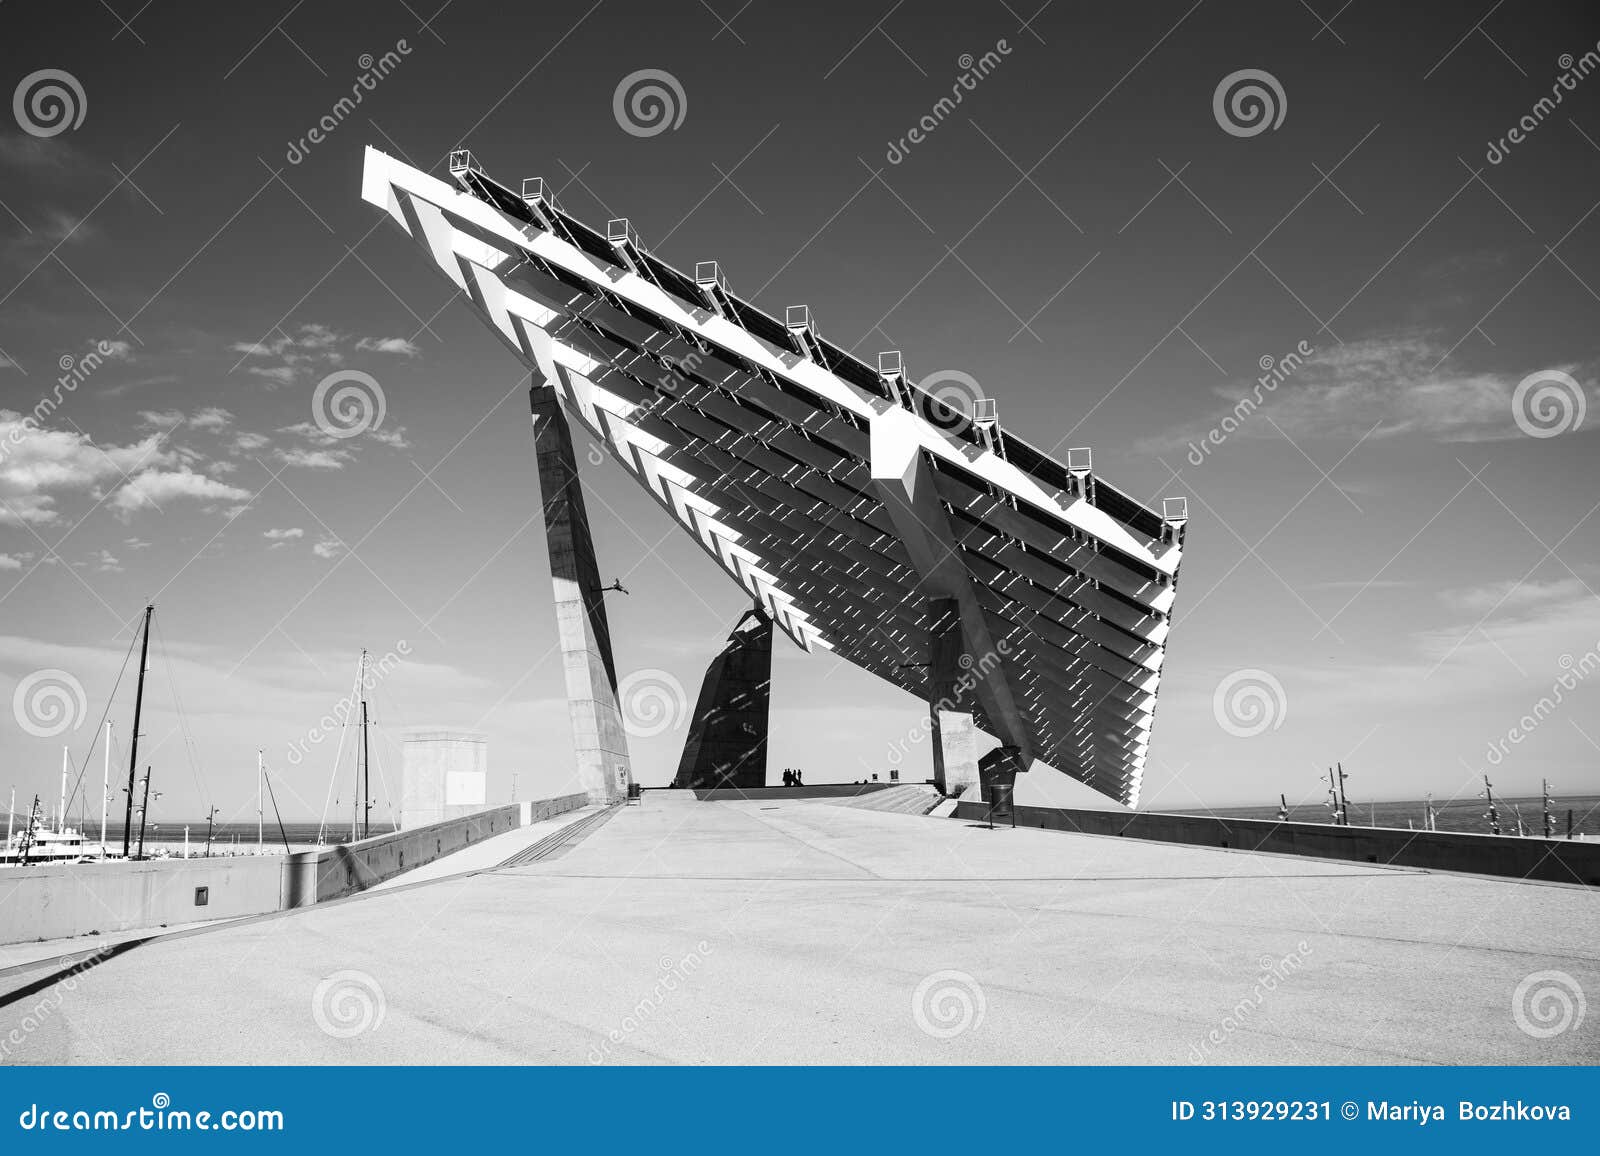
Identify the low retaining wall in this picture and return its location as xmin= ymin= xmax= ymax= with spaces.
xmin=951 ymin=802 xmax=1600 ymax=886
xmin=0 ymin=794 xmax=590 ymax=944
xmin=0 ymin=855 xmax=288 ymax=945
xmin=685 ymin=783 xmax=901 ymax=801
xmin=283 ymin=794 xmax=586 ymax=906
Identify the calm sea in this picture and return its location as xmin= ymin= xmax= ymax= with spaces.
xmin=85 ymin=821 xmax=397 ymax=849
xmin=1159 ymin=794 xmax=1600 ymax=837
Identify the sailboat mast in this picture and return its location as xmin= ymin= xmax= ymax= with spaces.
xmin=122 ymin=604 xmax=153 ymax=857
xmin=100 ymin=720 xmax=111 ymax=855
xmin=136 ymin=767 xmax=152 ymax=858
xmin=353 ymin=649 xmax=368 ymax=842
xmin=257 ymin=748 xmax=264 ymax=854
xmin=361 ymin=698 xmax=371 ymax=839
xmin=58 ymin=746 xmax=68 ymax=830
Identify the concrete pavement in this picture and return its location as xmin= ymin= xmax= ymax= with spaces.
xmin=1 ymin=790 xmax=1594 ymax=1064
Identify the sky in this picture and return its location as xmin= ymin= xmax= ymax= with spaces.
xmin=1 ymin=0 xmax=1598 ymax=831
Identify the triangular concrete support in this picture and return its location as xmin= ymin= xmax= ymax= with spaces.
xmin=530 ymin=377 xmax=632 ymax=805
xmin=672 ymin=607 xmax=773 ymax=790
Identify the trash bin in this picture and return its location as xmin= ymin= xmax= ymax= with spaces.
xmin=626 ymin=781 xmax=642 ymax=806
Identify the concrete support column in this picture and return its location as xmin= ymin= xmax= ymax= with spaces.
xmin=531 ymin=380 xmax=631 ymax=805
xmin=928 ymin=598 xmax=980 ymax=798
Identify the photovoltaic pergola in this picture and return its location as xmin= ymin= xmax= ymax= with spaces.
xmin=361 ymin=147 xmax=1187 ymax=806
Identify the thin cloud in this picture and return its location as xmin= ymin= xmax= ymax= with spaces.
xmin=276 ymin=447 xmax=350 ymax=470
xmin=189 ymin=406 xmax=233 ymax=431
xmin=107 ymin=467 xmax=251 ymax=518
xmin=355 ymin=336 xmax=421 ymax=357
xmin=1144 ymin=334 xmax=1597 ymax=451
xmin=231 ymin=323 xmax=412 ymax=385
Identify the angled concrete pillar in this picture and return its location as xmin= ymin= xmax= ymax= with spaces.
xmin=870 ymin=406 xmax=1037 ymax=771
xmin=531 ymin=379 xmax=632 ymax=805
xmin=672 ymin=607 xmax=773 ymax=791
xmin=928 ymin=598 xmax=980 ymax=798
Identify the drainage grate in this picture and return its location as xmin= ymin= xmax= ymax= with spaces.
xmin=498 ymin=806 xmax=620 ymax=867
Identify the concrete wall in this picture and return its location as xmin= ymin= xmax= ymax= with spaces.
xmin=0 ymin=855 xmax=289 ymax=944
xmin=952 ymin=801 xmax=1600 ymax=886
xmin=284 ymin=794 xmax=585 ymax=906
xmin=0 ymin=794 xmax=590 ymax=945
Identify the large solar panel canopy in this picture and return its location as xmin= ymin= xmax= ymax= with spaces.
xmin=361 ymin=146 xmax=1188 ymax=807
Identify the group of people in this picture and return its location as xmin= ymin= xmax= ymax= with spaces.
xmin=780 ymin=769 xmax=805 ymax=787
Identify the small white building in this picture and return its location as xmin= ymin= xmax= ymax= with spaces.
xmin=399 ymin=729 xmax=488 ymax=830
